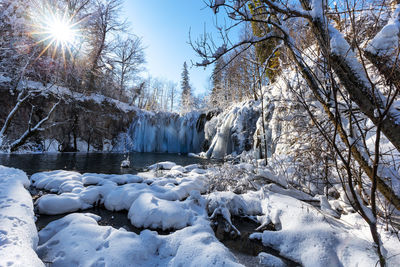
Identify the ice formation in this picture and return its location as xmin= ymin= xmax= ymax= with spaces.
xmin=124 ymin=102 xmax=260 ymax=159
xmin=125 ymin=110 xmax=206 ymax=153
xmin=204 ymin=101 xmax=260 ymax=159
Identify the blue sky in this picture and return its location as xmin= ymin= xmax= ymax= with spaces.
xmin=121 ymin=0 xmax=225 ymax=96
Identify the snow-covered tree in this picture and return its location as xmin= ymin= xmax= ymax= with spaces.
xmin=209 ymin=57 xmax=225 ymax=108
xmin=195 ymin=1 xmax=400 ymax=265
xmin=180 ymin=62 xmax=193 ymax=113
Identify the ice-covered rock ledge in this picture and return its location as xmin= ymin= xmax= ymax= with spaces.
xmin=0 ymin=166 xmax=44 ymax=267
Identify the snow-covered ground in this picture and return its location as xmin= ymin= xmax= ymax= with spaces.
xmin=0 ymin=166 xmax=43 ymax=267
xmin=1 ymin=162 xmax=399 ymax=266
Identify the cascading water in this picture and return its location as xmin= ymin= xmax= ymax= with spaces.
xmin=204 ymin=101 xmax=260 ymax=159
xmin=125 ymin=111 xmax=205 ymax=153
xmin=122 ymin=101 xmax=260 ymax=158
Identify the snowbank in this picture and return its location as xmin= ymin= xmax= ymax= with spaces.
xmin=30 ymin=162 xmax=400 ymax=266
xmin=0 ymin=166 xmax=44 ymax=267
xmin=37 ymin=205 xmax=241 ymax=266
xmin=206 ymin=186 xmax=400 ymax=266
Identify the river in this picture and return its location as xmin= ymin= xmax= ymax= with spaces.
xmin=0 ymin=152 xmax=212 ymax=175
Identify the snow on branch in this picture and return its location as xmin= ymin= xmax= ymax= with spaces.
xmin=263 ymin=0 xmax=312 ymax=19
xmin=211 ymin=0 xmax=226 ymax=14
xmin=194 ymin=32 xmax=281 ymax=67
xmin=9 ymin=99 xmax=60 ymax=152
xmin=366 ymin=4 xmax=400 ymax=59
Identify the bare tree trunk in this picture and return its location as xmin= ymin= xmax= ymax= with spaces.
xmin=258 ymin=65 xmax=268 ymax=165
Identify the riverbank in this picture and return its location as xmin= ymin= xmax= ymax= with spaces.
xmin=1 ymin=161 xmax=400 ymax=266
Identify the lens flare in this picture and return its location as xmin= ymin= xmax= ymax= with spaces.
xmin=29 ymin=1 xmax=84 ymax=62
xmin=48 ymin=19 xmax=75 ymax=43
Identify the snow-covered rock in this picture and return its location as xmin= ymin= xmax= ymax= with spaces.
xmin=148 ymin=161 xmax=177 ymax=170
xmin=128 ymin=193 xmax=192 ymax=230
xmin=37 ymin=211 xmax=241 ymax=266
xmin=258 ymin=252 xmax=285 ymax=267
xmin=27 ymin=162 xmax=400 ymax=266
xmin=33 ymin=166 xmax=208 ymax=218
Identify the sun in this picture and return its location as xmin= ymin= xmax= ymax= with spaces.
xmin=30 ymin=2 xmax=83 ymax=61
xmin=48 ymin=17 xmax=76 ymax=44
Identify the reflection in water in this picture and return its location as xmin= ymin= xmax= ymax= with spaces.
xmin=0 ymin=152 xmax=211 ymax=175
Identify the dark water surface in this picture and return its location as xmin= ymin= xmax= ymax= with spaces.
xmin=0 ymin=152 xmax=211 ymax=175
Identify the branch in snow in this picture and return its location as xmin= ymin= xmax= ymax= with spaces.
xmin=9 ymin=99 xmax=60 ymax=152
xmin=209 ymin=204 xmax=241 ymax=236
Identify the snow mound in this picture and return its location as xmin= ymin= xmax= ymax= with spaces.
xmin=206 ymin=184 xmax=400 ymax=266
xmin=248 ymin=191 xmax=393 ymax=266
xmin=31 ymin=170 xmax=143 ymax=192
xmin=128 ymin=193 xmax=192 ymax=230
xmin=258 ymin=252 xmax=285 ymax=267
xmin=148 ymin=161 xmax=177 ymax=170
xmin=0 ymin=165 xmax=44 ymax=267
xmin=31 ymin=170 xmax=82 ymax=193
xmin=33 ymin=166 xmax=208 ymax=224
xmin=37 ymin=212 xmax=242 ymax=266
xmin=207 ymin=191 xmax=263 ymax=216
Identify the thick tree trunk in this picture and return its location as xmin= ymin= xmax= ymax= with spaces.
xmin=284 ymin=39 xmax=400 ymax=210
xmin=363 ymin=50 xmax=400 ymax=92
xmin=298 ymin=0 xmax=400 ymax=152
xmin=330 ymin=53 xmax=400 ymax=152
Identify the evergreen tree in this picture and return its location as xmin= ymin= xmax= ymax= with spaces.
xmin=180 ymin=62 xmax=193 ymax=112
xmin=210 ymin=57 xmax=225 ymax=108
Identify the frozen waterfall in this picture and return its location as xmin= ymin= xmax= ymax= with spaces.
xmin=204 ymin=101 xmax=260 ymax=159
xmin=125 ymin=111 xmax=205 ymax=153
xmin=123 ymin=101 xmax=260 ymax=158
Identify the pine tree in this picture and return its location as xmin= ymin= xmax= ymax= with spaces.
xmin=210 ymin=57 xmax=225 ymax=108
xmin=180 ymin=62 xmax=193 ymax=113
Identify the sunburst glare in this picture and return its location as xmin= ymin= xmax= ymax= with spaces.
xmin=48 ymin=18 xmax=75 ymax=43
xmin=30 ymin=1 xmax=83 ymax=62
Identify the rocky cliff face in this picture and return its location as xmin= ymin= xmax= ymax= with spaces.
xmin=0 ymin=84 xmax=261 ymax=156
xmin=0 ymin=87 xmax=136 ymax=152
